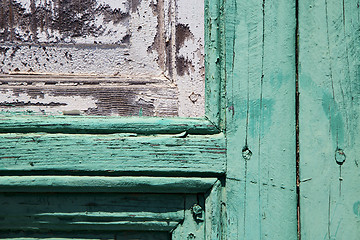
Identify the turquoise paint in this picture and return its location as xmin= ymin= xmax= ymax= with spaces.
xmin=231 ymin=98 xmax=274 ymax=139
xmin=225 ymin=0 xmax=297 ymax=239
xmin=322 ymin=91 xmax=345 ymax=147
xmin=269 ymin=72 xmax=285 ymax=91
xmin=354 ymin=201 xmax=360 ymax=217
xmin=299 ymin=0 xmax=360 ymax=239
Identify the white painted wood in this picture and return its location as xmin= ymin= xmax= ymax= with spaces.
xmin=0 ymin=0 xmax=205 ymax=117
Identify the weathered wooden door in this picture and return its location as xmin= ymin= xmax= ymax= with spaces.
xmin=0 ymin=0 xmax=225 ymax=239
xmin=1 ymin=0 xmax=359 ymax=239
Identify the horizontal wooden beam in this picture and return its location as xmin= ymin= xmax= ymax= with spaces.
xmin=0 ymin=116 xmax=219 ymax=134
xmin=0 ymin=192 xmax=187 ymax=232
xmin=0 ymin=176 xmax=218 ymax=193
xmin=0 ymin=133 xmax=226 ymax=175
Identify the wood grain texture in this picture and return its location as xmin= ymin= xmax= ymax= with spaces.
xmin=0 ymin=115 xmax=219 ymax=134
xmin=0 ymin=0 xmax=206 ymax=117
xmin=0 ymin=176 xmax=217 ymax=193
xmin=0 ymin=75 xmax=179 ymax=117
xmin=0 ymin=231 xmax=170 ymax=240
xmin=204 ymin=0 xmax=226 ymax=128
xmin=205 ymin=180 xmax=225 ymax=240
xmin=0 ymin=133 xmax=226 ymax=175
xmin=298 ymin=0 xmax=360 ymax=239
xmin=0 ymin=192 xmax=186 ymax=231
xmin=225 ymin=0 xmax=297 ymax=239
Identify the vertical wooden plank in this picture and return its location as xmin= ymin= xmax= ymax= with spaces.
xmin=225 ymin=0 xmax=297 ymax=239
xmin=205 ymin=180 xmax=225 ymax=240
xmin=299 ymin=0 xmax=360 ymax=239
xmin=205 ymin=0 xmax=226 ymax=128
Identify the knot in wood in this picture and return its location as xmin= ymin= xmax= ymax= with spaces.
xmin=242 ymin=147 xmax=252 ymax=161
xmin=335 ymin=148 xmax=346 ymax=165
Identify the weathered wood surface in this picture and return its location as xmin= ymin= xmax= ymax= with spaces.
xmin=0 ymin=192 xmax=186 ymax=231
xmin=205 ymin=180 xmax=225 ymax=240
xmin=0 ymin=133 xmax=226 ymax=174
xmin=0 ymin=115 xmax=219 ymax=134
xmin=0 ymin=75 xmax=179 ymax=116
xmin=225 ymin=0 xmax=297 ymax=239
xmin=298 ymin=0 xmax=360 ymax=239
xmin=0 ymin=231 xmax=170 ymax=240
xmin=204 ymin=0 xmax=225 ymax=128
xmin=172 ymin=194 xmax=205 ymax=240
xmin=0 ymin=176 xmax=218 ymax=193
xmin=0 ymin=0 xmax=205 ymax=117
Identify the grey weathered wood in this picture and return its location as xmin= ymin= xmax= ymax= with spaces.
xmin=0 ymin=0 xmax=205 ymax=117
xmin=299 ymin=0 xmax=360 ymax=239
xmin=225 ymin=0 xmax=297 ymax=239
xmin=0 ymin=75 xmax=178 ymax=116
xmin=0 ymin=133 xmax=226 ymax=174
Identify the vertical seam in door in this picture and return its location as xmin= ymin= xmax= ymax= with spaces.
xmin=295 ymin=0 xmax=301 ymax=239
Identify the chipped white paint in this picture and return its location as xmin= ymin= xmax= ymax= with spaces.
xmin=0 ymin=0 xmax=205 ymax=117
xmin=97 ymin=0 xmax=129 ymax=11
xmin=175 ymin=0 xmax=205 ymax=117
xmin=0 ymin=90 xmax=98 ymax=114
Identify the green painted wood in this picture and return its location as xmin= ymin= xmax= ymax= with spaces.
xmin=0 ymin=192 xmax=185 ymax=231
xmin=224 ymin=0 xmax=297 ymax=239
xmin=205 ymin=0 xmax=226 ymax=129
xmin=0 ymin=115 xmax=219 ymax=134
xmin=0 ymin=133 xmax=226 ymax=175
xmin=298 ymin=0 xmax=360 ymax=239
xmin=172 ymin=194 xmax=205 ymax=240
xmin=0 ymin=231 xmax=170 ymax=240
xmin=205 ymin=180 xmax=225 ymax=240
xmin=0 ymin=176 xmax=217 ymax=193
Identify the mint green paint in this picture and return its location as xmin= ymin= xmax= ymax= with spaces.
xmin=0 ymin=115 xmax=219 ymax=134
xmin=322 ymin=91 xmax=345 ymax=147
xmin=0 ymin=176 xmax=218 ymax=193
xmin=232 ymin=98 xmax=275 ymax=139
xmin=0 ymin=133 xmax=226 ymax=174
xmin=225 ymin=0 xmax=297 ymax=240
xmin=268 ymin=71 xmax=286 ymax=91
xmin=299 ymin=0 xmax=360 ymax=239
xmin=353 ymin=201 xmax=360 ymax=217
xmin=204 ymin=0 xmax=226 ymax=129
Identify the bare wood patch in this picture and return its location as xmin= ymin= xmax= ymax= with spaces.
xmin=0 ymin=75 xmax=178 ymax=116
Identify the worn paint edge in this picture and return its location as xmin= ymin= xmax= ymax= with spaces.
xmin=0 ymin=176 xmax=218 ymax=193
xmin=0 ymin=116 xmax=219 ymax=134
xmin=204 ymin=0 xmax=226 ymax=129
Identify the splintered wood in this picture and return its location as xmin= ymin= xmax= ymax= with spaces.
xmin=0 ymin=0 xmax=204 ymax=117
